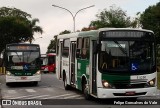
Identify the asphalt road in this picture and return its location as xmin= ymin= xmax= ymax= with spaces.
xmin=0 ymin=73 xmax=160 ymax=108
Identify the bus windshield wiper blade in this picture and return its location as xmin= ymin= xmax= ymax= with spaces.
xmin=114 ymin=41 xmax=127 ymax=55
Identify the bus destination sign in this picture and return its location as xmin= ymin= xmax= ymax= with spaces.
xmin=8 ymin=46 xmax=39 ymax=50
xmin=101 ymin=31 xmax=148 ymax=38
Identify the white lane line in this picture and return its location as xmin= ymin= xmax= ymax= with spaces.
xmin=63 ymin=95 xmax=82 ymax=99
xmin=7 ymin=90 xmax=16 ymax=94
xmin=75 ymin=97 xmax=84 ymax=99
xmin=5 ymin=94 xmax=40 ymax=99
xmin=24 ymin=95 xmax=50 ymax=99
xmin=25 ymin=89 xmax=36 ymax=93
xmin=43 ymin=94 xmax=75 ymax=99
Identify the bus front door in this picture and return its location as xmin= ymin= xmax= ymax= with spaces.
xmin=70 ymin=42 xmax=76 ymax=85
xmin=92 ymin=41 xmax=97 ymax=95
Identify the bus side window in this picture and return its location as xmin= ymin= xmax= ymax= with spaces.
xmin=76 ymin=38 xmax=82 ymax=58
xmin=62 ymin=39 xmax=70 ymax=57
xmin=82 ymin=38 xmax=90 ymax=59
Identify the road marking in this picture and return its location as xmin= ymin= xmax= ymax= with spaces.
xmin=43 ymin=93 xmax=75 ymax=99
xmin=7 ymin=90 xmax=16 ymax=94
xmin=24 ymin=95 xmax=50 ymax=99
xmin=25 ymin=89 xmax=36 ymax=93
xmin=63 ymin=95 xmax=82 ymax=99
xmin=5 ymin=94 xmax=40 ymax=99
xmin=75 ymin=97 xmax=84 ymax=99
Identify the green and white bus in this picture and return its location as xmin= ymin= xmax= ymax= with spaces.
xmin=56 ymin=28 xmax=157 ymax=99
xmin=4 ymin=43 xmax=42 ymax=86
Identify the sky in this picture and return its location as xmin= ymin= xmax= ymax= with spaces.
xmin=0 ymin=0 xmax=159 ymax=54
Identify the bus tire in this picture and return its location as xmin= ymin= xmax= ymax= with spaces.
xmin=63 ymin=74 xmax=70 ymax=90
xmin=82 ymin=80 xmax=91 ymax=100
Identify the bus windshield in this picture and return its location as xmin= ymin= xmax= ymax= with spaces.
xmin=6 ymin=51 xmax=40 ymax=69
xmin=48 ymin=56 xmax=55 ymax=65
xmin=98 ymin=40 xmax=155 ymax=74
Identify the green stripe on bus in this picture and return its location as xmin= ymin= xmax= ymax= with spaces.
xmin=102 ymin=74 xmax=130 ymax=85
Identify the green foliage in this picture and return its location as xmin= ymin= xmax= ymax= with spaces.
xmin=59 ymin=30 xmax=71 ymax=35
xmin=139 ymin=2 xmax=160 ymax=65
xmin=0 ymin=7 xmax=43 ymax=53
xmin=29 ymin=18 xmax=43 ymax=43
xmin=0 ymin=16 xmax=32 ymax=53
xmin=47 ymin=30 xmax=71 ymax=53
xmin=47 ymin=39 xmax=57 ymax=53
xmin=140 ymin=2 xmax=160 ymax=37
xmin=89 ymin=5 xmax=134 ymax=29
xmin=0 ymin=7 xmax=31 ymax=18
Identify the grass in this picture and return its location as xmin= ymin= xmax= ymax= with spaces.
xmin=157 ymin=72 xmax=160 ymax=89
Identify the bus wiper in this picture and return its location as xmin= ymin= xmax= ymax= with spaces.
xmin=15 ymin=52 xmax=22 ymax=62
xmin=27 ymin=51 xmax=33 ymax=63
xmin=114 ymin=41 xmax=127 ymax=55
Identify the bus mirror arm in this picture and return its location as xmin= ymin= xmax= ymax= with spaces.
xmin=36 ymin=58 xmax=43 ymax=67
xmin=93 ymin=44 xmax=100 ymax=54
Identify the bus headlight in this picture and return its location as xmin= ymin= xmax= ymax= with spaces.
xmin=35 ymin=70 xmax=41 ymax=75
xmin=102 ymin=80 xmax=112 ymax=88
xmin=145 ymin=78 xmax=156 ymax=87
xmin=6 ymin=71 xmax=12 ymax=76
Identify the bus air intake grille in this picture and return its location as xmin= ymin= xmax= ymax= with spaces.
xmin=113 ymin=92 xmax=147 ymax=96
xmin=113 ymin=83 xmax=146 ymax=89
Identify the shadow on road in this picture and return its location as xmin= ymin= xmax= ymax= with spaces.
xmin=6 ymin=82 xmax=38 ymax=88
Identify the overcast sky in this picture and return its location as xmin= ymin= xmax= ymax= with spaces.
xmin=0 ymin=0 xmax=159 ymax=54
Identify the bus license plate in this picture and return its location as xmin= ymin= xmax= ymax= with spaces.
xmin=21 ymin=77 xmax=27 ymax=80
xmin=125 ymin=91 xmax=135 ymax=96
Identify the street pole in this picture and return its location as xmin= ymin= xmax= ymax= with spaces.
xmin=52 ymin=4 xmax=95 ymax=32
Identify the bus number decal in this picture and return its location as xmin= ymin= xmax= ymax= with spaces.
xmin=137 ymin=75 xmax=146 ymax=79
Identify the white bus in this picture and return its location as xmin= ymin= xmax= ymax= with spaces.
xmin=4 ymin=43 xmax=42 ymax=86
xmin=56 ymin=28 xmax=157 ymax=99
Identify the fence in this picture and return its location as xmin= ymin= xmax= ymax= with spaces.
xmin=0 ymin=67 xmax=5 ymax=74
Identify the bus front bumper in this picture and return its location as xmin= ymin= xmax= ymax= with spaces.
xmin=6 ymin=75 xmax=41 ymax=83
xmin=97 ymin=87 xmax=157 ymax=98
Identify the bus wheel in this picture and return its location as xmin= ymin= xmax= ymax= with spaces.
xmin=82 ymin=81 xmax=91 ymax=100
xmin=64 ymin=75 xmax=70 ymax=90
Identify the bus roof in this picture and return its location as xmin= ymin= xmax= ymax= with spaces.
xmin=99 ymin=28 xmax=154 ymax=33
xmin=57 ymin=28 xmax=154 ymax=39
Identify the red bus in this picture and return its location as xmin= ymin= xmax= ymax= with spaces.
xmin=41 ymin=53 xmax=56 ymax=73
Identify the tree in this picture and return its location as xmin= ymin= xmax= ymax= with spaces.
xmin=89 ymin=5 xmax=134 ymax=29
xmin=29 ymin=18 xmax=43 ymax=43
xmin=47 ymin=39 xmax=57 ymax=53
xmin=0 ymin=7 xmax=31 ymax=18
xmin=140 ymin=2 xmax=160 ymax=37
xmin=0 ymin=7 xmax=43 ymax=54
xmin=0 ymin=16 xmax=32 ymax=53
xmin=47 ymin=30 xmax=71 ymax=53
xmin=139 ymin=2 xmax=160 ymax=66
xmin=81 ymin=26 xmax=96 ymax=31
xmin=59 ymin=30 xmax=71 ymax=35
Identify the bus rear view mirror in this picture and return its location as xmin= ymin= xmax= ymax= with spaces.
xmin=93 ymin=44 xmax=100 ymax=54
